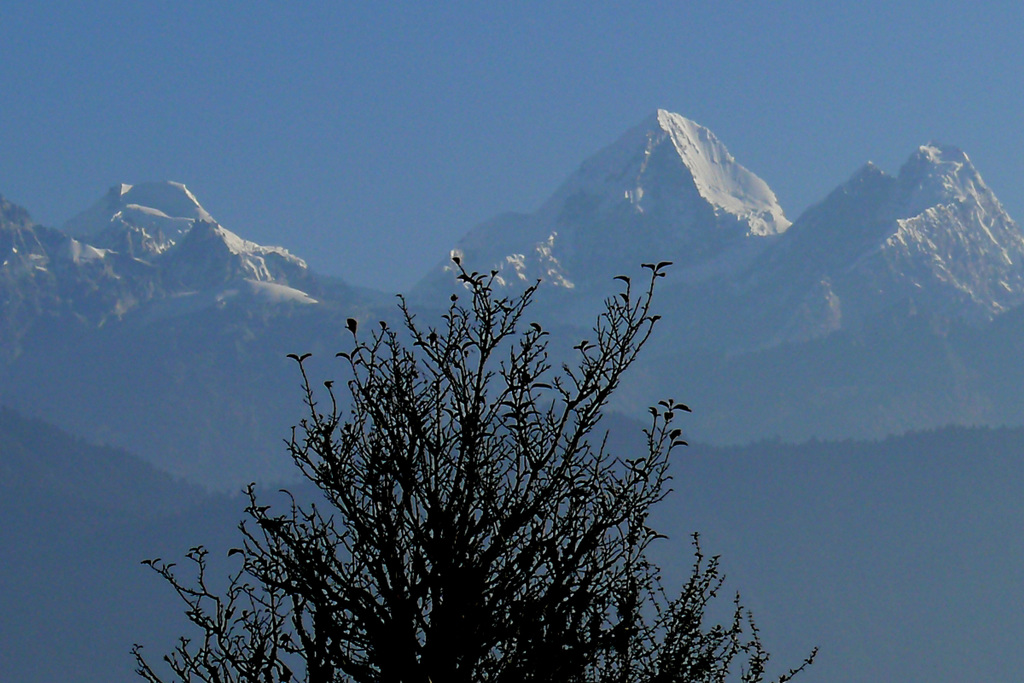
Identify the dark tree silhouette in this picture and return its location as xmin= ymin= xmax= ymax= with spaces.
xmin=134 ymin=261 xmax=815 ymax=683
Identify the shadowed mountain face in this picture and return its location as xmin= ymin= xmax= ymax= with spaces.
xmin=0 ymin=194 xmax=165 ymax=357
xmin=4 ymin=113 xmax=1024 ymax=487
xmin=0 ymin=408 xmax=239 ymax=683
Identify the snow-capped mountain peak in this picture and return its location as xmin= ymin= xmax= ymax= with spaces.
xmin=64 ymin=180 xmax=214 ymax=257
xmin=553 ymin=110 xmax=791 ymax=239
xmin=62 ymin=181 xmax=311 ymax=291
xmin=415 ymin=109 xmax=790 ymax=305
xmin=117 ymin=181 xmax=212 ymax=223
xmin=897 ymin=143 xmax=991 ymax=218
xmin=748 ymin=142 xmax=1024 ymax=346
xmin=160 ymin=217 xmax=309 ymax=289
xmin=652 ymin=109 xmax=790 ymax=236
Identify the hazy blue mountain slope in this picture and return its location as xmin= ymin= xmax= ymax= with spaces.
xmin=6 ymin=407 xmax=1024 ymax=682
xmin=0 ymin=410 xmax=242 ymax=683
xmin=624 ymin=302 xmax=1006 ymax=445
xmin=0 ymin=292 xmax=387 ymax=487
xmin=673 ymin=427 xmax=1024 ymax=683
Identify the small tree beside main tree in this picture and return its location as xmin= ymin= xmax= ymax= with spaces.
xmin=134 ymin=260 xmax=816 ymax=683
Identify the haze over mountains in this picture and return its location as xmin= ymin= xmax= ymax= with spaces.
xmin=4 ymin=109 xmax=1024 ymax=485
xmin=6 ymin=109 xmax=1024 ymax=683
xmin=7 ymin=408 xmax=1024 ymax=683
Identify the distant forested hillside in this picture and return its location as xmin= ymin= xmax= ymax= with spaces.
xmin=0 ymin=409 xmax=242 ymax=682
xmin=3 ymin=410 xmax=1024 ymax=682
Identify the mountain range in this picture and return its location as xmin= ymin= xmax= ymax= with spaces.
xmin=4 ymin=108 xmax=1024 ymax=486
xmin=414 ymin=110 xmax=1024 ymax=348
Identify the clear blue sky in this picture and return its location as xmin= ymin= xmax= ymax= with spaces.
xmin=3 ymin=1 xmax=1024 ymax=291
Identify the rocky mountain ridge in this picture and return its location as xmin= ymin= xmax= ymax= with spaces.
xmin=741 ymin=143 xmax=1024 ymax=345
xmin=415 ymin=113 xmax=1024 ymax=352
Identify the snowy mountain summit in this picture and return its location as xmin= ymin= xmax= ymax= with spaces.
xmin=412 ymin=111 xmax=1024 ymax=353
xmin=64 ymin=181 xmax=310 ymax=291
xmin=414 ymin=110 xmax=789 ymax=301
xmin=746 ymin=142 xmax=1024 ymax=345
xmin=0 ymin=180 xmax=320 ymax=350
xmin=65 ymin=181 xmax=213 ymax=257
xmin=882 ymin=144 xmax=1024 ymax=318
xmin=644 ymin=109 xmax=789 ymax=238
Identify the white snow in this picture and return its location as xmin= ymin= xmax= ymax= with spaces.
xmin=62 ymin=180 xmax=308 ymax=288
xmin=62 ymin=238 xmax=109 ymax=264
xmin=534 ymin=233 xmax=574 ymax=288
xmin=138 ymin=279 xmax=317 ymax=324
xmin=820 ymin=142 xmax=1024 ymax=323
xmin=539 ymin=109 xmax=790 ymax=238
xmin=64 ymin=180 xmax=214 ymax=246
xmin=116 ymin=181 xmax=213 ymax=223
xmin=655 ymin=110 xmax=790 ymax=236
xmin=211 ymin=223 xmax=307 ymax=270
xmin=222 ymin=279 xmax=318 ymax=305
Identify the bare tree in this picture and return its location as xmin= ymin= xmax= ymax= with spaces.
xmin=134 ymin=261 xmax=815 ymax=683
